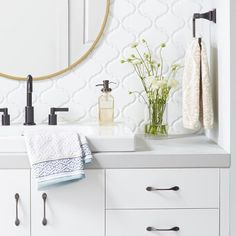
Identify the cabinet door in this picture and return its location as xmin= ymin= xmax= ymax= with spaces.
xmin=0 ymin=170 xmax=30 ymax=236
xmin=31 ymin=170 xmax=104 ymax=236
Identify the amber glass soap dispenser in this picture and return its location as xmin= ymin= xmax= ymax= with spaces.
xmin=96 ymin=80 xmax=115 ymax=125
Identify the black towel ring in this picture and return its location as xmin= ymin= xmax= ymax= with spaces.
xmin=193 ymin=9 xmax=217 ymax=38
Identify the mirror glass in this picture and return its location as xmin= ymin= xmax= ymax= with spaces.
xmin=0 ymin=0 xmax=108 ymax=79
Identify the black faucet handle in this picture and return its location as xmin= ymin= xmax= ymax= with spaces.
xmin=50 ymin=107 xmax=69 ymax=115
xmin=48 ymin=107 xmax=69 ymax=125
xmin=0 ymin=108 xmax=10 ymax=126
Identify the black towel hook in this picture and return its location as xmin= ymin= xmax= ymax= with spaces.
xmin=193 ymin=9 xmax=216 ymax=38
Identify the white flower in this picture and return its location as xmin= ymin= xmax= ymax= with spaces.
xmin=151 ymin=80 xmax=160 ymax=89
xmin=145 ymin=76 xmax=155 ymax=87
xmin=168 ymin=79 xmax=179 ymax=89
xmin=147 ymin=75 xmax=156 ymax=81
xmin=159 ymin=79 xmax=168 ymax=88
xmin=132 ymin=59 xmax=141 ymax=65
xmin=151 ymin=79 xmax=167 ymax=90
xmin=131 ymin=42 xmax=138 ymax=48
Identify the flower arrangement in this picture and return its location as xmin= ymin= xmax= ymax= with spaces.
xmin=121 ymin=39 xmax=181 ymax=136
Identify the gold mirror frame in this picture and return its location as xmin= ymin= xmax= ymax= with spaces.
xmin=0 ymin=0 xmax=110 ymax=81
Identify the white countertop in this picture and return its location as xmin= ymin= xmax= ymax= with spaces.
xmin=0 ymin=135 xmax=230 ymax=169
xmin=92 ymin=135 xmax=230 ymax=168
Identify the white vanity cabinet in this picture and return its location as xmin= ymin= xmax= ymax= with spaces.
xmin=0 ymin=165 xmax=229 ymax=236
xmin=31 ymin=170 xmax=105 ymax=236
xmin=106 ymin=169 xmax=221 ymax=236
xmin=0 ymin=170 xmax=30 ymax=236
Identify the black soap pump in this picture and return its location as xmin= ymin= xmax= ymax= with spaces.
xmin=96 ymin=80 xmax=115 ymax=125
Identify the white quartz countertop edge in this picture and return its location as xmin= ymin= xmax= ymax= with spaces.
xmin=0 ymin=152 xmax=230 ymax=169
xmin=0 ymin=135 xmax=230 ymax=169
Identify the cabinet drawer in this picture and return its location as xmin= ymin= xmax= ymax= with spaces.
xmin=106 ymin=209 xmax=219 ymax=236
xmin=106 ymin=169 xmax=219 ymax=209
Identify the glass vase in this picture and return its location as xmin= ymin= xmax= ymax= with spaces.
xmin=144 ymin=100 xmax=168 ymax=137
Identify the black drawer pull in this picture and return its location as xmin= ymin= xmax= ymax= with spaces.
xmin=42 ymin=193 xmax=47 ymax=226
xmin=146 ymin=186 xmax=179 ymax=191
xmin=146 ymin=226 xmax=180 ymax=232
xmin=15 ymin=193 xmax=20 ymax=226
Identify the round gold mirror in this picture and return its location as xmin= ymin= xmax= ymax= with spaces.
xmin=0 ymin=0 xmax=109 ymax=80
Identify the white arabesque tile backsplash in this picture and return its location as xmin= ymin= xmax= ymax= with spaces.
xmin=0 ymin=0 xmax=214 ymax=134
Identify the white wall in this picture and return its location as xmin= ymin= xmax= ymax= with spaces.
xmin=0 ymin=0 xmax=215 ymax=134
xmin=230 ymin=0 xmax=236 ymax=235
xmin=206 ymin=0 xmax=231 ymax=151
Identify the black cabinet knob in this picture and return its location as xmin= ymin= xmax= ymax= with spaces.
xmin=0 ymin=108 xmax=10 ymax=126
xmin=48 ymin=107 xmax=69 ymax=125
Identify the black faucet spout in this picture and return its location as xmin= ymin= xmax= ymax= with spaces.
xmin=27 ymin=75 xmax=33 ymax=107
xmin=24 ymin=74 xmax=36 ymax=125
xmin=27 ymin=75 xmax=33 ymax=93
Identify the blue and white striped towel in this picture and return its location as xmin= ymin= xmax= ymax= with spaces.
xmin=24 ymin=130 xmax=93 ymax=190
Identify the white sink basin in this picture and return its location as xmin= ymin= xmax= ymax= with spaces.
xmin=0 ymin=123 xmax=135 ymax=152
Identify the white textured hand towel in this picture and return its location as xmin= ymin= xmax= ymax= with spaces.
xmin=24 ymin=130 xmax=93 ymax=190
xmin=182 ymin=38 xmax=214 ymax=130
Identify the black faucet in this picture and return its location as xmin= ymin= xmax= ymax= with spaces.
xmin=24 ymin=75 xmax=36 ymax=125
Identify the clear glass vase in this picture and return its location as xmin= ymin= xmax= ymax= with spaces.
xmin=144 ymin=101 xmax=168 ymax=137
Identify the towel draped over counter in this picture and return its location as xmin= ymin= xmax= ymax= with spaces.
xmin=24 ymin=130 xmax=93 ymax=190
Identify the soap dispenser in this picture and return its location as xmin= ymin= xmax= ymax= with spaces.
xmin=96 ymin=80 xmax=115 ymax=125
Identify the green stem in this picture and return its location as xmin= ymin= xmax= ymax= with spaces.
xmin=131 ymin=91 xmax=148 ymax=105
xmin=136 ymin=64 xmax=143 ymax=78
xmin=135 ymin=47 xmax=150 ymax=76
xmin=145 ymin=42 xmax=152 ymax=60
xmin=133 ymin=64 xmax=149 ymax=94
xmin=159 ymin=47 xmax=164 ymax=78
xmin=145 ymin=42 xmax=154 ymax=75
xmin=133 ymin=65 xmax=142 ymax=78
xmin=154 ymin=64 xmax=158 ymax=77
